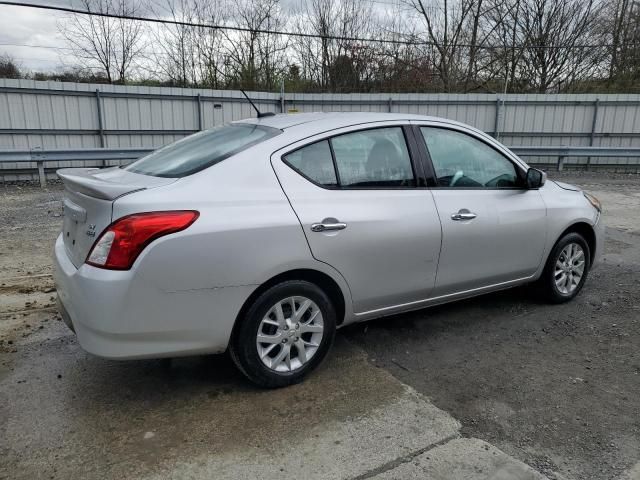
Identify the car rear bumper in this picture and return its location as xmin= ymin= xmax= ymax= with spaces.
xmin=53 ymin=233 xmax=253 ymax=360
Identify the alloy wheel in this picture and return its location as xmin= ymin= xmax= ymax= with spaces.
xmin=256 ymin=296 xmax=324 ymax=372
xmin=554 ymin=242 xmax=586 ymax=294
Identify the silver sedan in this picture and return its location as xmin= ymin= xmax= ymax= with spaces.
xmin=53 ymin=112 xmax=604 ymax=387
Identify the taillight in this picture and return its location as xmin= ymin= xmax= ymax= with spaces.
xmin=86 ymin=211 xmax=199 ymax=270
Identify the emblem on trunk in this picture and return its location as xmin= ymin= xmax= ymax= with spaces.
xmin=86 ymin=224 xmax=96 ymax=237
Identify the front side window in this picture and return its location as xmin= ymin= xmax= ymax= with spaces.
xmin=420 ymin=127 xmax=519 ymax=188
xmin=125 ymin=123 xmax=280 ymax=178
xmin=332 ymin=127 xmax=415 ymax=187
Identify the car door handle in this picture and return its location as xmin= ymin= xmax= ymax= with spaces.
xmin=451 ymin=210 xmax=477 ymax=221
xmin=311 ymin=222 xmax=347 ymax=232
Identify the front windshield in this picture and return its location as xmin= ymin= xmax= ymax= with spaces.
xmin=125 ymin=123 xmax=280 ymax=178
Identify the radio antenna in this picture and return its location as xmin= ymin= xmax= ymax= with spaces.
xmin=240 ymin=90 xmax=275 ymax=118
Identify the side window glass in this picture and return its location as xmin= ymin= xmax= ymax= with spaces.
xmin=420 ymin=127 xmax=519 ymax=188
xmin=283 ymin=140 xmax=338 ymax=187
xmin=331 ymin=127 xmax=415 ymax=187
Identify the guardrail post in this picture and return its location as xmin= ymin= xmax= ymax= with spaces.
xmin=587 ymin=98 xmax=599 ymax=171
xmin=37 ymin=161 xmax=46 ymax=187
xmin=557 ymin=155 xmax=566 ymax=171
xmin=388 ymin=97 xmax=393 ymax=113
xmin=30 ymin=147 xmax=46 ymax=188
xmin=196 ymin=94 xmax=203 ymax=130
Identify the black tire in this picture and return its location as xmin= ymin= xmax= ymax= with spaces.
xmin=538 ymin=232 xmax=591 ymax=304
xmin=229 ymin=280 xmax=337 ymax=388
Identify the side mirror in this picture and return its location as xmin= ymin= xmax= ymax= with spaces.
xmin=526 ymin=168 xmax=546 ymax=189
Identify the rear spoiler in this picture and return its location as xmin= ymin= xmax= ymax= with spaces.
xmin=57 ymin=167 xmax=175 ymax=201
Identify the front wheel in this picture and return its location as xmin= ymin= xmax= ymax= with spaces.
xmin=229 ymin=280 xmax=337 ymax=388
xmin=538 ymin=232 xmax=591 ymax=303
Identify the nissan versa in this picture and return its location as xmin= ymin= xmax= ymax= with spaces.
xmin=53 ymin=112 xmax=604 ymax=387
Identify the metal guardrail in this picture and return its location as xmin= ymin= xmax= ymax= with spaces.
xmin=1 ymin=145 xmax=639 ymax=187
xmin=509 ymin=146 xmax=640 ymax=171
xmin=0 ymin=148 xmax=153 ymax=187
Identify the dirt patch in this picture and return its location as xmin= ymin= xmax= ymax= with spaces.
xmin=0 ymin=184 xmax=64 ymax=279
xmin=550 ymin=171 xmax=640 ymax=234
xmin=0 ymin=185 xmax=63 ymax=347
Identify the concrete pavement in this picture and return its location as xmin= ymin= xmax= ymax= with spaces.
xmin=1 ymin=314 xmax=548 ymax=480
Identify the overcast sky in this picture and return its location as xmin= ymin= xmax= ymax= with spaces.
xmin=0 ymin=2 xmax=70 ymax=71
xmin=0 ymin=0 xmax=403 ymax=73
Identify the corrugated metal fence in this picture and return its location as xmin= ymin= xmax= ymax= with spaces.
xmin=2 ymin=78 xmax=640 ymax=181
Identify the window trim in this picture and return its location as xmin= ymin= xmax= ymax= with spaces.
xmin=407 ymin=125 xmax=437 ymax=187
xmin=327 ymin=137 xmax=343 ymax=186
xmin=413 ymin=124 xmax=528 ymax=190
xmin=281 ymin=125 xmax=424 ymax=191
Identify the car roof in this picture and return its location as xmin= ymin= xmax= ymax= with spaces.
xmin=236 ymin=111 xmax=469 ymax=135
xmin=235 ymin=111 xmax=529 ymax=170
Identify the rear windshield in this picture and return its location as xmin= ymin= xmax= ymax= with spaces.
xmin=124 ymin=123 xmax=280 ymax=177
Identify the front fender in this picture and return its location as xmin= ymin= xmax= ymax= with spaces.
xmin=534 ymin=181 xmax=602 ymax=278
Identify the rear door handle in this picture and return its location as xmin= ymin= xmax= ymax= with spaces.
xmin=311 ymin=221 xmax=347 ymax=232
xmin=451 ymin=209 xmax=477 ymax=221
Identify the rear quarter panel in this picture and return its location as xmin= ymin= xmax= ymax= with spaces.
xmin=111 ymin=147 xmax=354 ymax=319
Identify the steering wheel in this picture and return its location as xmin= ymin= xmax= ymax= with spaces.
xmin=449 ymin=170 xmax=464 ymax=187
xmin=485 ymin=173 xmax=513 ymax=188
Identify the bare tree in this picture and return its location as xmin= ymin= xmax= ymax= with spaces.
xmin=517 ymin=0 xmax=606 ymax=92
xmin=608 ymin=0 xmax=632 ymax=79
xmin=0 ymin=54 xmax=21 ymax=79
xmin=146 ymin=0 xmax=196 ymax=86
xmin=404 ymin=0 xmax=479 ymax=91
xmin=221 ymin=0 xmax=289 ymax=90
xmin=291 ymin=0 xmax=377 ymax=91
xmin=483 ymin=0 xmax=527 ymax=92
xmin=193 ymin=0 xmax=228 ymax=88
xmin=602 ymin=0 xmax=640 ymax=87
xmin=59 ymin=0 xmax=146 ymax=83
xmin=144 ymin=0 xmax=227 ymax=87
xmin=144 ymin=0 xmax=288 ymax=90
xmin=44 ymin=0 xmax=636 ymax=93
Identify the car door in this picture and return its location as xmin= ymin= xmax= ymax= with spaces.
xmin=414 ymin=124 xmax=547 ymax=297
xmin=271 ymin=124 xmax=442 ymax=314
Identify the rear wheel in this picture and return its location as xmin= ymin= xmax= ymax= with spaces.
xmin=229 ymin=280 xmax=336 ymax=388
xmin=538 ymin=232 xmax=591 ymax=303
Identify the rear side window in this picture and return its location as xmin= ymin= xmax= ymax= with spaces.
xmin=332 ymin=127 xmax=414 ymax=187
xmin=283 ymin=140 xmax=338 ymax=187
xmin=125 ymin=124 xmax=280 ymax=178
xmin=283 ymin=127 xmax=416 ymax=189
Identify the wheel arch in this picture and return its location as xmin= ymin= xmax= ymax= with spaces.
xmin=557 ymin=221 xmax=596 ymax=266
xmin=232 ymin=269 xmax=348 ymax=342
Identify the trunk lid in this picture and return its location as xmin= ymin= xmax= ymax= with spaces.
xmin=57 ymin=167 xmax=177 ymax=268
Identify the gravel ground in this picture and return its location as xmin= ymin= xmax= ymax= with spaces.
xmin=1 ymin=172 xmax=639 ymax=480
